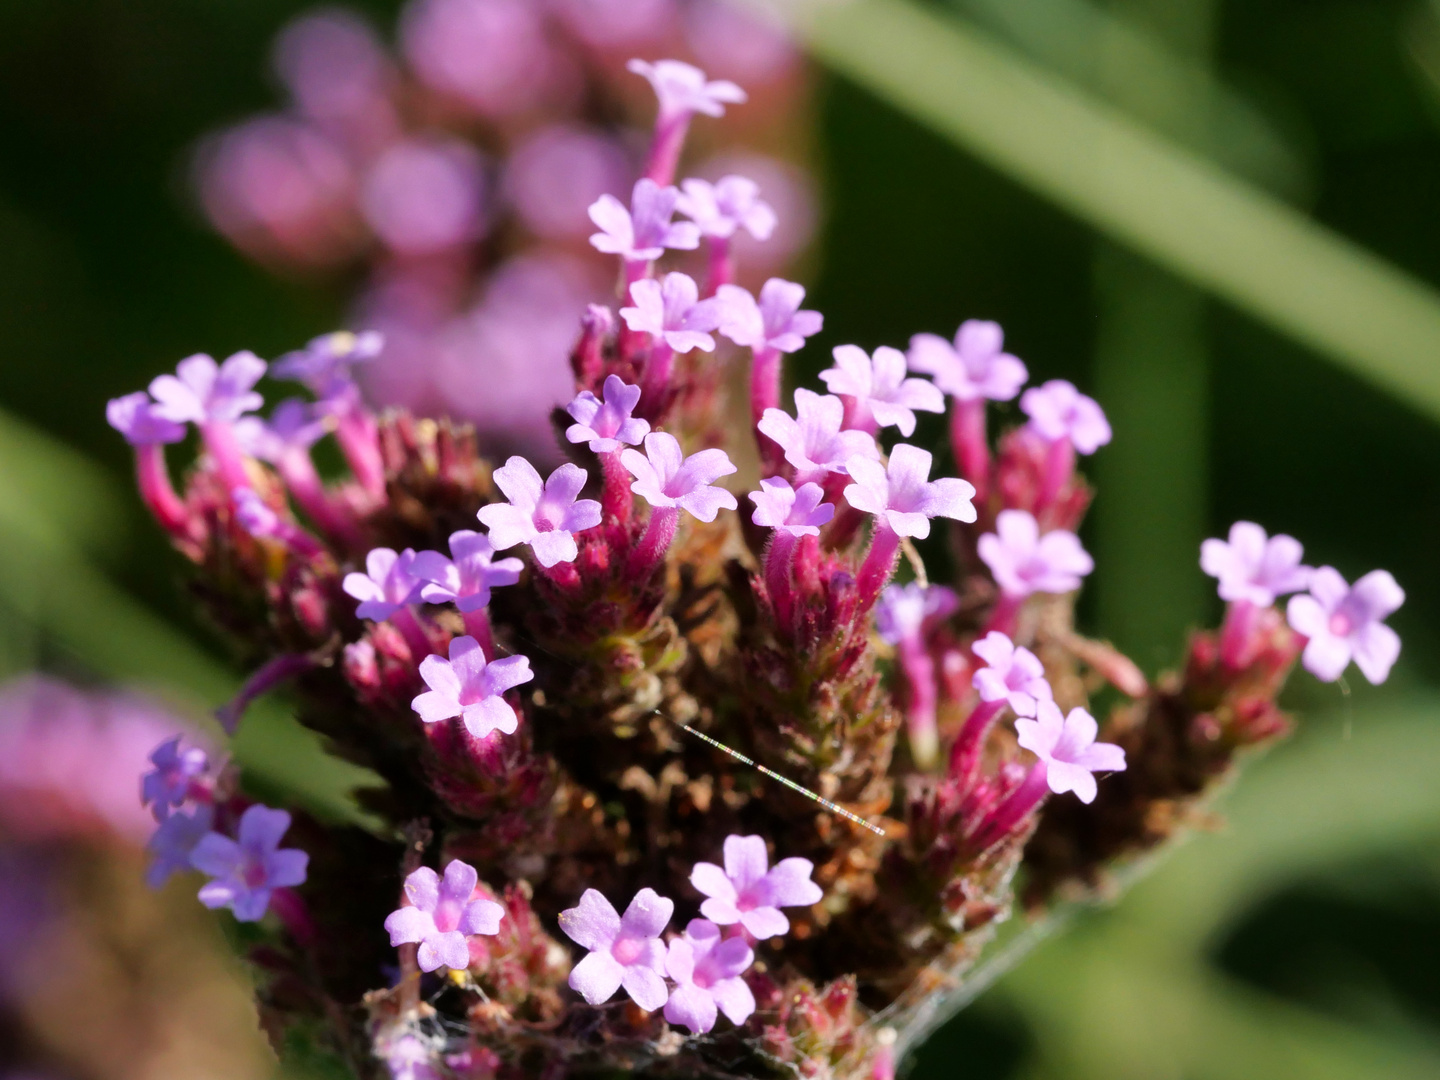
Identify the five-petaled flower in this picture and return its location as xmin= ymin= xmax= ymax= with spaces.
xmin=757 ymin=389 xmax=878 ymax=479
xmin=148 ymin=351 xmax=267 ymax=426
xmin=190 ymin=804 xmax=309 ymax=922
xmin=477 ymin=457 xmax=602 ymax=567
xmin=416 ymin=531 xmax=523 ymax=612
xmin=664 ymin=918 xmax=756 ymax=1035
xmin=622 ymin=434 xmax=738 ymax=522
xmin=1286 ymin=567 xmax=1404 ymax=684
xmin=619 ymin=272 xmax=722 ymax=353
xmin=1016 ymin=702 xmax=1126 ymax=804
xmin=716 ymin=278 xmax=823 ymax=354
xmin=565 ymin=375 xmax=651 ymax=454
xmin=676 ymin=176 xmax=776 ymax=240
xmin=626 ymin=58 xmax=746 ymax=121
xmin=977 ymin=510 xmax=1093 ymax=597
xmin=907 ymin=320 xmax=1028 ymax=402
xmin=1201 ymin=521 xmax=1312 ymax=607
xmin=107 ymin=392 xmax=187 ymax=445
xmin=843 ymin=444 xmax=977 ymax=539
xmin=971 ymin=631 xmax=1054 ymax=718
xmin=558 ymin=887 xmax=673 ymax=1011
xmin=344 ymin=547 xmax=429 ymax=620
xmin=272 ymin=330 xmax=383 ymax=395
xmin=749 ymin=477 xmax=834 ymax=537
xmin=145 ymin=804 xmax=214 ymax=889
xmin=412 ymin=635 xmax=534 ymax=738
xmin=141 ymin=735 xmax=209 ymax=821
xmin=689 ymin=834 xmax=822 ymax=940
xmin=234 ymin=399 xmax=328 ymax=462
xmin=384 ymin=859 xmax=504 ymax=973
xmin=819 ymin=344 xmax=944 ymax=437
xmin=588 ymin=178 xmax=699 ymax=263
xmin=1020 ymin=379 xmax=1112 ymax=454
xmin=875 ymin=583 xmax=959 ymax=647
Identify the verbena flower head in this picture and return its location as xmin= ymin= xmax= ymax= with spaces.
xmin=843 ymin=444 xmax=977 ymax=539
xmin=416 ymin=531 xmax=523 ymax=613
xmin=820 ymin=345 xmax=945 ymax=437
xmin=558 ymin=887 xmax=673 ymax=1010
xmin=906 ymin=320 xmax=1028 ymax=402
xmin=412 ymin=635 xmax=534 ymax=738
xmin=145 ymin=803 xmax=214 ymax=889
xmin=148 ymin=351 xmax=267 ymax=426
xmin=977 ymin=510 xmax=1093 ymax=597
xmin=141 ymin=735 xmax=209 ymax=821
xmin=676 ymin=175 xmax=776 ymax=240
xmin=626 ymin=58 xmax=746 ymax=121
xmin=664 ymin=918 xmax=756 ymax=1035
xmin=565 ymin=375 xmax=650 ymax=454
xmin=1016 ymin=702 xmax=1126 ymax=804
xmin=972 ymin=631 xmax=1054 ymax=717
xmin=1020 ymin=379 xmax=1112 ymax=454
xmin=622 ymin=434 xmax=738 ymax=522
xmin=1200 ymin=521 xmax=1312 ymax=607
xmin=1286 ymin=567 xmax=1404 ymax=684
xmin=477 ymin=457 xmax=602 ymax=567
xmin=384 ymin=859 xmax=505 ymax=973
xmin=107 ymin=392 xmax=187 ymax=446
xmin=191 ymin=804 xmax=309 ymax=922
xmin=757 ymin=389 xmax=878 ymax=477
xmin=344 ymin=548 xmax=429 ymax=620
xmin=715 ymin=278 xmax=822 ymax=353
xmin=588 ymin=178 xmax=700 ymax=262
xmin=619 ymin=272 xmax=722 ymax=353
xmin=689 ymin=834 xmax=822 ymax=940
xmin=234 ymin=399 xmax=328 ymax=461
xmin=875 ymin=583 xmax=960 ymax=646
xmin=273 ymin=329 xmax=383 ymax=394
xmin=749 ymin=477 xmax=834 ymax=537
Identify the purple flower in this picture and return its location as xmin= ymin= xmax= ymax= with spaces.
xmin=1286 ymin=567 xmax=1404 ymax=684
xmin=415 ymin=531 xmax=523 ymax=613
xmin=906 ymin=320 xmax=1028 ymax=402
xmin=141 ymin=735 xmax=209 ymax=821
xmin=749 ymin=477 xmax=834 ymax=537
xmin=875 ymin=583 xmax=959 ymax=646
xmin=977 ymin=510 xmax=1093 ymax=597
xmin=1016 ymin=702 xmax=1126 ymax=804
xmin=689 ymin=834 xmax=822 ymax=940
xmin=819 ymin=345 xmax=944 ymax=437
xmin=622 ymin=434 xmax=738 ymax=522
xmin=715 ymin=278 xmax=823 ymax=353
xmin=412 ymin=635 xmax=534 ymax=738
xmin=1200 ymin=521 xmax=1312 ymax=607
xmin=360 ymin=137 xmax=487 ymax=256
xmin=477 ymin=457 xmax=602 ymax=567
xmin=232 ymin=486 xmax=283 ymax=540
xmin=588 ymin=178 xmax=700 ymax=262
xmin=663 ymin=918 xmax=756 ymax=1035
xmin=619 ymin=273 xmax=723 ymax=354
xmin=558 ymin=887 xmax=673 ymax=1011
xmin=107 ymin=392 xmax=187 ymax=446
xmin=148 ymin=351 xmax=267 ymax=426
xmin=376 ymin=1033 xmax=443 ymax=1080
xmin=971 ymin=631 xmax=1053 ymax=718
xmin=234 ymin=399 xmax=328 ymax=462
xmin=565 ymin=375 xmax=651 ymax=454
xmin=626 ymin=58 xmax=746 ymax=121
xmin=145 ymin=804 xmax=214 ymax=889
xmin=843 ymin=444 xmax=977 ymax=539
xmin=1020 ymin=379 xmax=1112 ymax=454
xmin=190 ymin=804 xmax=309 ymax=922
xmin=757 ymin=390 xmax=879 ymax=478
xmin=344 ymin=548 xmax=429 ymax=620
xmin=384 ymin=859 xmax=504 ymax=973
xmin=676 ymin=176 xmax=776 ymax=240
xmin=273 ymin=330 xmax=383 ymax=395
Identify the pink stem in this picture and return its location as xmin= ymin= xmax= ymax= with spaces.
xmin=278 ymin=450 xmax=362 ymax=548
xmin=601 ymin=450 xmax=633 ymax=525
xmin=200 ymin=421 xmax=252 ymax=493
xmin=898 ymin=636 xmax=940 ymax=768
xmin=1037 ymin=437 xmax=1075 ymax=512
xmin=950 ymin=397 xmax=990 ymax=504
xmin=764 ymin=530 xmax=798 ymax=631
xmin=705 ymin=236 xmax=733 ymax=295
xmin=627 ymin=505 xmax=680 ymax=582
xmin=841 ymin=396 xmax=879 ymax=437
xmin=982 ymin=591 xmax=1026 ymax=639
xmin=391 ymin=607 xmax=435 ymax=662
xmin=970 ymin=761 xmax=1049 ymax=852
xmin=270 ymin=517 xmax=326 ymax=559
xmin=641 ymin=340 xmax=675 ymax=407
xmin=573 ymin=304 xmax=612 ymax=386
xmin=215 ymin=653 xmax=315 ymax=735
xmin=133 ymin=444 xmax=191 ymax=540
xmin=750 ymin=345 xmax=782 ymax=421
xmin=644 ymin=111 xmax=693 ymax=186
xmin=949 ymin=698 xmax=1006 ymax=790
xmin=856 ymin=522 xmax=902 ymax=614
xmin=336 ymin=408 xmax=385 ymax=499
xmin=1218 ymin=600 xmax=1259 ymax=671
xmin=463 ymin=608 xmax=495 ymax=660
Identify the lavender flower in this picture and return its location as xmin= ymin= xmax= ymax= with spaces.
xmin=715 ymin=278 xmax=822 ymax=353
xmin=875 ymin=583 xmax=959 ymax=647
xmin=906 ymin=320 xmax=1028 ymax=402
xmin=676 ymin=176 xmax=776 ymax=240
xmin=663 ymin=918 xmax=756 ymax=1035
xmin=689 ymin=834 xmax=822 ymax=939
xmin=565 ymin=375 xmax=651 ymax=454
xmin=621 ymin=434 xmax=738 ymax=522
xmin=757 ymin=389 xmax=879 ymax=478
xmin=977 ymin=510 xmax=1093 ymax=597
xmin=626 ymin=59 xmax=746 ymax=121
xmin=106 ymin=392 xmax=187 ymax=445
xmin=234 ymin=399 xmax=329 ymax=461
xmin=232 ymin=487 xmax=284 ymax=539
xmin=384 ymin=859 xmax=504 ymax=973
xmin=558 ymin=887 xmax=673 ymax=1010
xmin=971 ymin=631 xmax=1053 ymax=718
xmin=148 ymin=351 xmax=267 ymax=426
xmin=273 ymin=330 xmax=383 ymax=395
xmin=1020 ymin=379 xmax=1112 ymax=454
xmin=360 ymin=137 xmax=487 ymax=256
xmin=191 ymin=804 xmax=309 ymax=922
xmin=749 ymin=477 xmax=834 ymax=537
xmin=412 ymin=635 xmax=533 ymax=738
xmin=588 ymin=179 xmax=700 ymax=262
xmin=1286 ymin=567 xmax=1404 ymax=684
xmin=344 ymin=548 xmax=429 ymax=620
xmin=1015 ymin=702 xmax=1126 ymax=804
xmin=477 ymin=457 xmax=602 ymax=567
xmin=1200 ymin=521 xmax=1312 ymax=607
xmin=619 ymin=273 xmax=722 ymax=353
xmin=416 ymin=531 xmax=523 ymax=612
xmin=843 ymin=444 xmax=977 ymax=539
xmin=819 ymin=345 xmax=945 ymax=437
xmin=140 ymin=735 xmax=209 ymax=821
xmin=145 ymin=804 xmax=214 ymax=889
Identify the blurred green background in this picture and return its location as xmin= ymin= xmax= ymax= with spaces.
xmin=0 ymin=0 xmax=1437 ymax=1076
